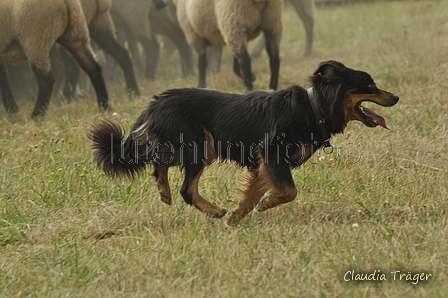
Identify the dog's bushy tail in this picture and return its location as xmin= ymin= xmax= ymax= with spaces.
xmin=89 ymin=120 xmax=147 ymax=178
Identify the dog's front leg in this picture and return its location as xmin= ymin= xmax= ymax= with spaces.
xmin=257 ymin=186 xmax=297 ymax=212
xmin=256 ymin=163 xmax=297 ymax=212
xmin=227 ymin=167 xmax=269 ymax=226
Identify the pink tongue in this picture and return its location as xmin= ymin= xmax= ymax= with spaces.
xmin=363 ymin=107 xmax=389 ymax=129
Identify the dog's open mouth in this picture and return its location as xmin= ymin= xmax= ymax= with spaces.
xmin=357 ymin=102 xmax=389 ymax=129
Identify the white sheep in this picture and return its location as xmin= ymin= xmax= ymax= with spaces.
xmin=0 ymin=0 xmax=109 ymax=117
xmin=62 ymin=0 xmax=139 ymax=100
xmin=173 ymin=0 xmax=283 ymax=91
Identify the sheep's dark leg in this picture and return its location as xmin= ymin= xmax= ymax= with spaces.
xmin=0 ymin=64 xmax=19 ymax=113
xmin=177 ymin=39 xmax=195 ymax=77
xmin=124 ymin=32 xmax=144 ymax=75
xmin=90 ymin=30 xmax=140 ymax=96
xmin=207 ymin=46 xmax=222 ymax=74
xmin=30 ymin=65 xmax=55 ymax=117
xmin=149 ymin=8 xmax=194 ymax=77
xmin=264 ymin=32 xmax=280 ymax=90
xmin=138 ymin=33 xmax=159 ymax=81
xmin=235 ymin=48 xmax=253 ymax=91
xmin=233 ymin=54 xmax=256 ymax=83
xmin=58 ymin=38 xmax=109 ymax=110
xmin=60 ymin=48 xmax=80 ymax=101
xmin=198 ymin=53 xmax=207 ymax=88
xmin=110 ymin=10 xmax=145 ymax=76
xmin=233 ymin=57 xmax=241 ymax=77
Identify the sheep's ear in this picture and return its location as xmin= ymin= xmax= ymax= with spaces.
xmin=313 ymin=60 xmax=346 ymax=76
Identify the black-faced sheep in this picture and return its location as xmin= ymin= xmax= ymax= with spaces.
xmin=174 ymin=0 xmax=283 ymax=91
xmin=63 ymin=0 xmax=140 ymax=100
xmin=0 ymin=0 xmax=109 ymax=117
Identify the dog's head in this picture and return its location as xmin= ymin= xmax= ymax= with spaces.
xmin=310 ymin=60 xmax=399 ymax=131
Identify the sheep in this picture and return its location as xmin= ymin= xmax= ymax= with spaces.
xmin=0 ymin=0 xmax=109 ymax=117
xmin=252 ymin=0 xmax=315 ymax=58
xmin=109 ymin=0 xmax=155 ymax=80
xmin=147 ymin=3 xmax=195 ymax=78
xmin=290 ymin=0 xmax=315 ymax=56
xmin=173 ymin=0 xmax=283 ymax=91
xmin=62 ymin=0 xmax=140 ymax=100
xmin=0 ymin=65 xmax=18 ymax=114
xmin=110 ymin=0 xmax=194 ymax=80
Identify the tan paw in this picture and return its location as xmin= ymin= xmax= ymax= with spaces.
xmin=257 ymin=198 xmax=268 ymax=212
xmin=159 ymin=193 xmax=172 ymax=205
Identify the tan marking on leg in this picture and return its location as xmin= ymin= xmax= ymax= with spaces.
xmin=257 ymin=184 xmax=297 ymax=212
xmin=255 ymin=159 xmax=298 ymax=212
xmin=156 ymin=166 xmax=172 ymax=205
xmin=188 ymin=169 xmax=227 ymax=218
xmin=203 ymin=129 xmax=217 ymax=165
xmin=227 ymin=167 xmax=270 ymax=226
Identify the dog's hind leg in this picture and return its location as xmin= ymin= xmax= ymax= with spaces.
xmin=153 ymin=164 xmax=172 ymax=205
xmin=226 ymin=167 xmax=270 ymax=226
xmin=256 ymin=163 xmax=297 ymax=212
xmin=180 ymin=164 xmax=227 ymax=218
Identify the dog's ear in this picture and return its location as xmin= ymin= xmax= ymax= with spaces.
xmin=313 ymin=60 xmax=346 ymax=77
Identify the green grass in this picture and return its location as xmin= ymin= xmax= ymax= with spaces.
xmin=1 ymin=0 xmax=448 ymax=296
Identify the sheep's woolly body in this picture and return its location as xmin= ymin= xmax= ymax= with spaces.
xmin=0 ymin=0 xmax=91 ymax=74
xmin=174 ymin=0 xmax=282 ymax=90
xmin=177 ymin=0 xmax=283 ymax=55
xmin=80 ymin=0 xmax=116 ymax=37
xmin=0 ymin=0 xmax=111 ymax=117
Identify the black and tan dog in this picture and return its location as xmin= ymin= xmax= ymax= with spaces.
xmin=90 ymin=60 xmax=399 ymax=225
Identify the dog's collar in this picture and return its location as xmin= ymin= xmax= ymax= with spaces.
xmin=307 ymin=87 xmax=332 ymax=150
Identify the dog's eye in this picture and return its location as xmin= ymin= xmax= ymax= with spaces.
xmin=368 ymin=84 xmax=378 ymax=91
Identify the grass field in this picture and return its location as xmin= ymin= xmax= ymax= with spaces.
xmin=1 ymin=0 xmax=448 ymax=296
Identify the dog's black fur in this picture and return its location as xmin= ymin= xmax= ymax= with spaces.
xmin=90 ymin=60 xmax=399 ymax=225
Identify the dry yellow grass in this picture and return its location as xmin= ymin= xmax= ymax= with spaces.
xmin=1 ymin=1 xmax=448 ymax=296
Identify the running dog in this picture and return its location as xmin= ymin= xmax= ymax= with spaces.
xmin=89 ymin=60 xmax=399 ymax=225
